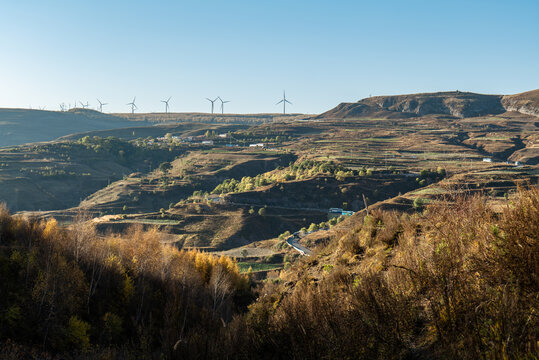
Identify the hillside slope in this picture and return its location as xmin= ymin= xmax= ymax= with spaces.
xmin=320 ymin=89 xmax=539 ymax=119
xmin=0 ymin=109 xmax=306 ymax=148
xmin=112 ymin=112 xmax=306 ymax=124
xmin=0 ymin=108 xmax=139 ymax=147
xmin=502 ymin=89 xmax=539 ymax=117
xmin=222 ymin=188 xmax=539 ymax=359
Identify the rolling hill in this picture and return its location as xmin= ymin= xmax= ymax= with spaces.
xmin=501 ymin=89 xmax=539 ymax=117
xmin=0 ymin=108 xmax=306 ymax=147
xmin=0 ymin=108 xmax=139 ymax=147
xmin=319 ymin=89 xmax=539 ymax=119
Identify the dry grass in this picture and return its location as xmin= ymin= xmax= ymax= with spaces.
xmin=220 ymin=187 xmax=539 ymax=359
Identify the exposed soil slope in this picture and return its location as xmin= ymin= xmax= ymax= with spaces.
xmin=320 ymin=89 xmax=539 ymax=119
xmin=501 ymin=89 xmax=539 ymax=117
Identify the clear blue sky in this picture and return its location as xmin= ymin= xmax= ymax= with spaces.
xmin=0 ymin=0 xmax=538 ymax=114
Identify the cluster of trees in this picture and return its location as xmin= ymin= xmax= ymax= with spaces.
xmin=75 ymin=136 xmax=184 ymax=168
xmin=416 ymin=166 xmax=447 ymax=186
xmin=276 ymin=216 xmax=346 ymax=240
xmin=211 ymin=159 xmax=360 ymax=196
xmin=299 ymin=215 xmax=345 ymax=233
xmin=231 ymin=130 xmax=294 ymax=144
xmin=19 ymin=166 xmax=80 ymax=179
xmin=282 ymin=159 xmax=362 ymax=181
xmin=0 ymin=209 xmax=249 ymax=358
xmin=211 ymin=175 xmax=273 ymax=195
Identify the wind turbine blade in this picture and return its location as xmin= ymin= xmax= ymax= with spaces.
xmin=167 ymin=97 xmax=171 ymax=102
xmin=285 ymin=100 xmax=292 ymax=104
xmin=276 ymin=100 xmax=284 ymax=105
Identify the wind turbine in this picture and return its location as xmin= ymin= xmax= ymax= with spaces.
xmin=97 ymin=99 xmax=108 ymax=113
xmin=276 ymin=90 xmax=292 ymax=114
xmin=79 ymin=101 xmax=89 ymax=109
xmin=206 ymin=97 xmax=218 ymax=114
xmin=59 ymin=103 xmax=66 ymax=112
xmin=218 ymin=97 xmax=230 ymax=114
xmin=161 ymin=97 xmax=171 ymax=113
xmin=127 ymin=97 xmax=137 ymax=114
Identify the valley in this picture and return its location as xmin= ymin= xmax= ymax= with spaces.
xmin=1 ymin=89 xmax=537 ymax=359
xmin=0 ymin=90 xmax=535 ymax=274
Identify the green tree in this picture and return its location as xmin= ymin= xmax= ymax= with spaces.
xmin=278 ymin=230 xmax=291 ymax=240
xmin=159 ymin=161 xmax=172 ymax=174
xmin=102 ymin=312 xmax=123 ymax=344
xmin=66 ymin=316 xmax=91 ymax=351
xmin=413 ymin=198 xmax=424 ymax=210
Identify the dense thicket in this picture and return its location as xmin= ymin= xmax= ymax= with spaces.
xmin=0 ymin=210 xmax=249 ymax=358
xmin=1 ymin=188 xmax=537 ymax=359
xmin=220 ymin=188 xmax=538 ymax=359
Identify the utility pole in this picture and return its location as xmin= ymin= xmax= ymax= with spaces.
xmin=362 ymin=194 xmax=369 ymax=216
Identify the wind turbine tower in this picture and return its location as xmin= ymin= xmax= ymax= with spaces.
xmin=276 ymin=90 xmax=292 ymax=114
xmin=206 ymin=97 xmax=218 ymax=114
xmin=161 ymin=97 xmax=171 ymax=113
xmin=218 ymin=97 xmax=230 ymax=114
xmin=127 ymin=97 xmax=137 ymax=114
xmin=97 ymin=99 xmax=108 ymax=113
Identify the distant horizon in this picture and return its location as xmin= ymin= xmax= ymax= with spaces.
xmin=1 ymin=0 xmax=538 ymax=113
xmin=2 ymin=87 xmax=537 ymax=115
xmin=0 ymin=106 xmax=310 ymax=116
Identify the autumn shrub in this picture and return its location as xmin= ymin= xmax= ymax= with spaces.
xmin=216 ymin=188 xmax=539 ymax=359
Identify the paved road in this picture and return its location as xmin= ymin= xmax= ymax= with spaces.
xmin=286 ymin=234 xmax=312 ymax=256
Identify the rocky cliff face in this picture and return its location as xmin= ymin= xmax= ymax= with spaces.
xmin=320 ymin=90 xmax=539 ymax=119
xmin=501 ymin=90 xmax=539 ymax=117
xmin=364 ymin=91 xmax=507 ymax=118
